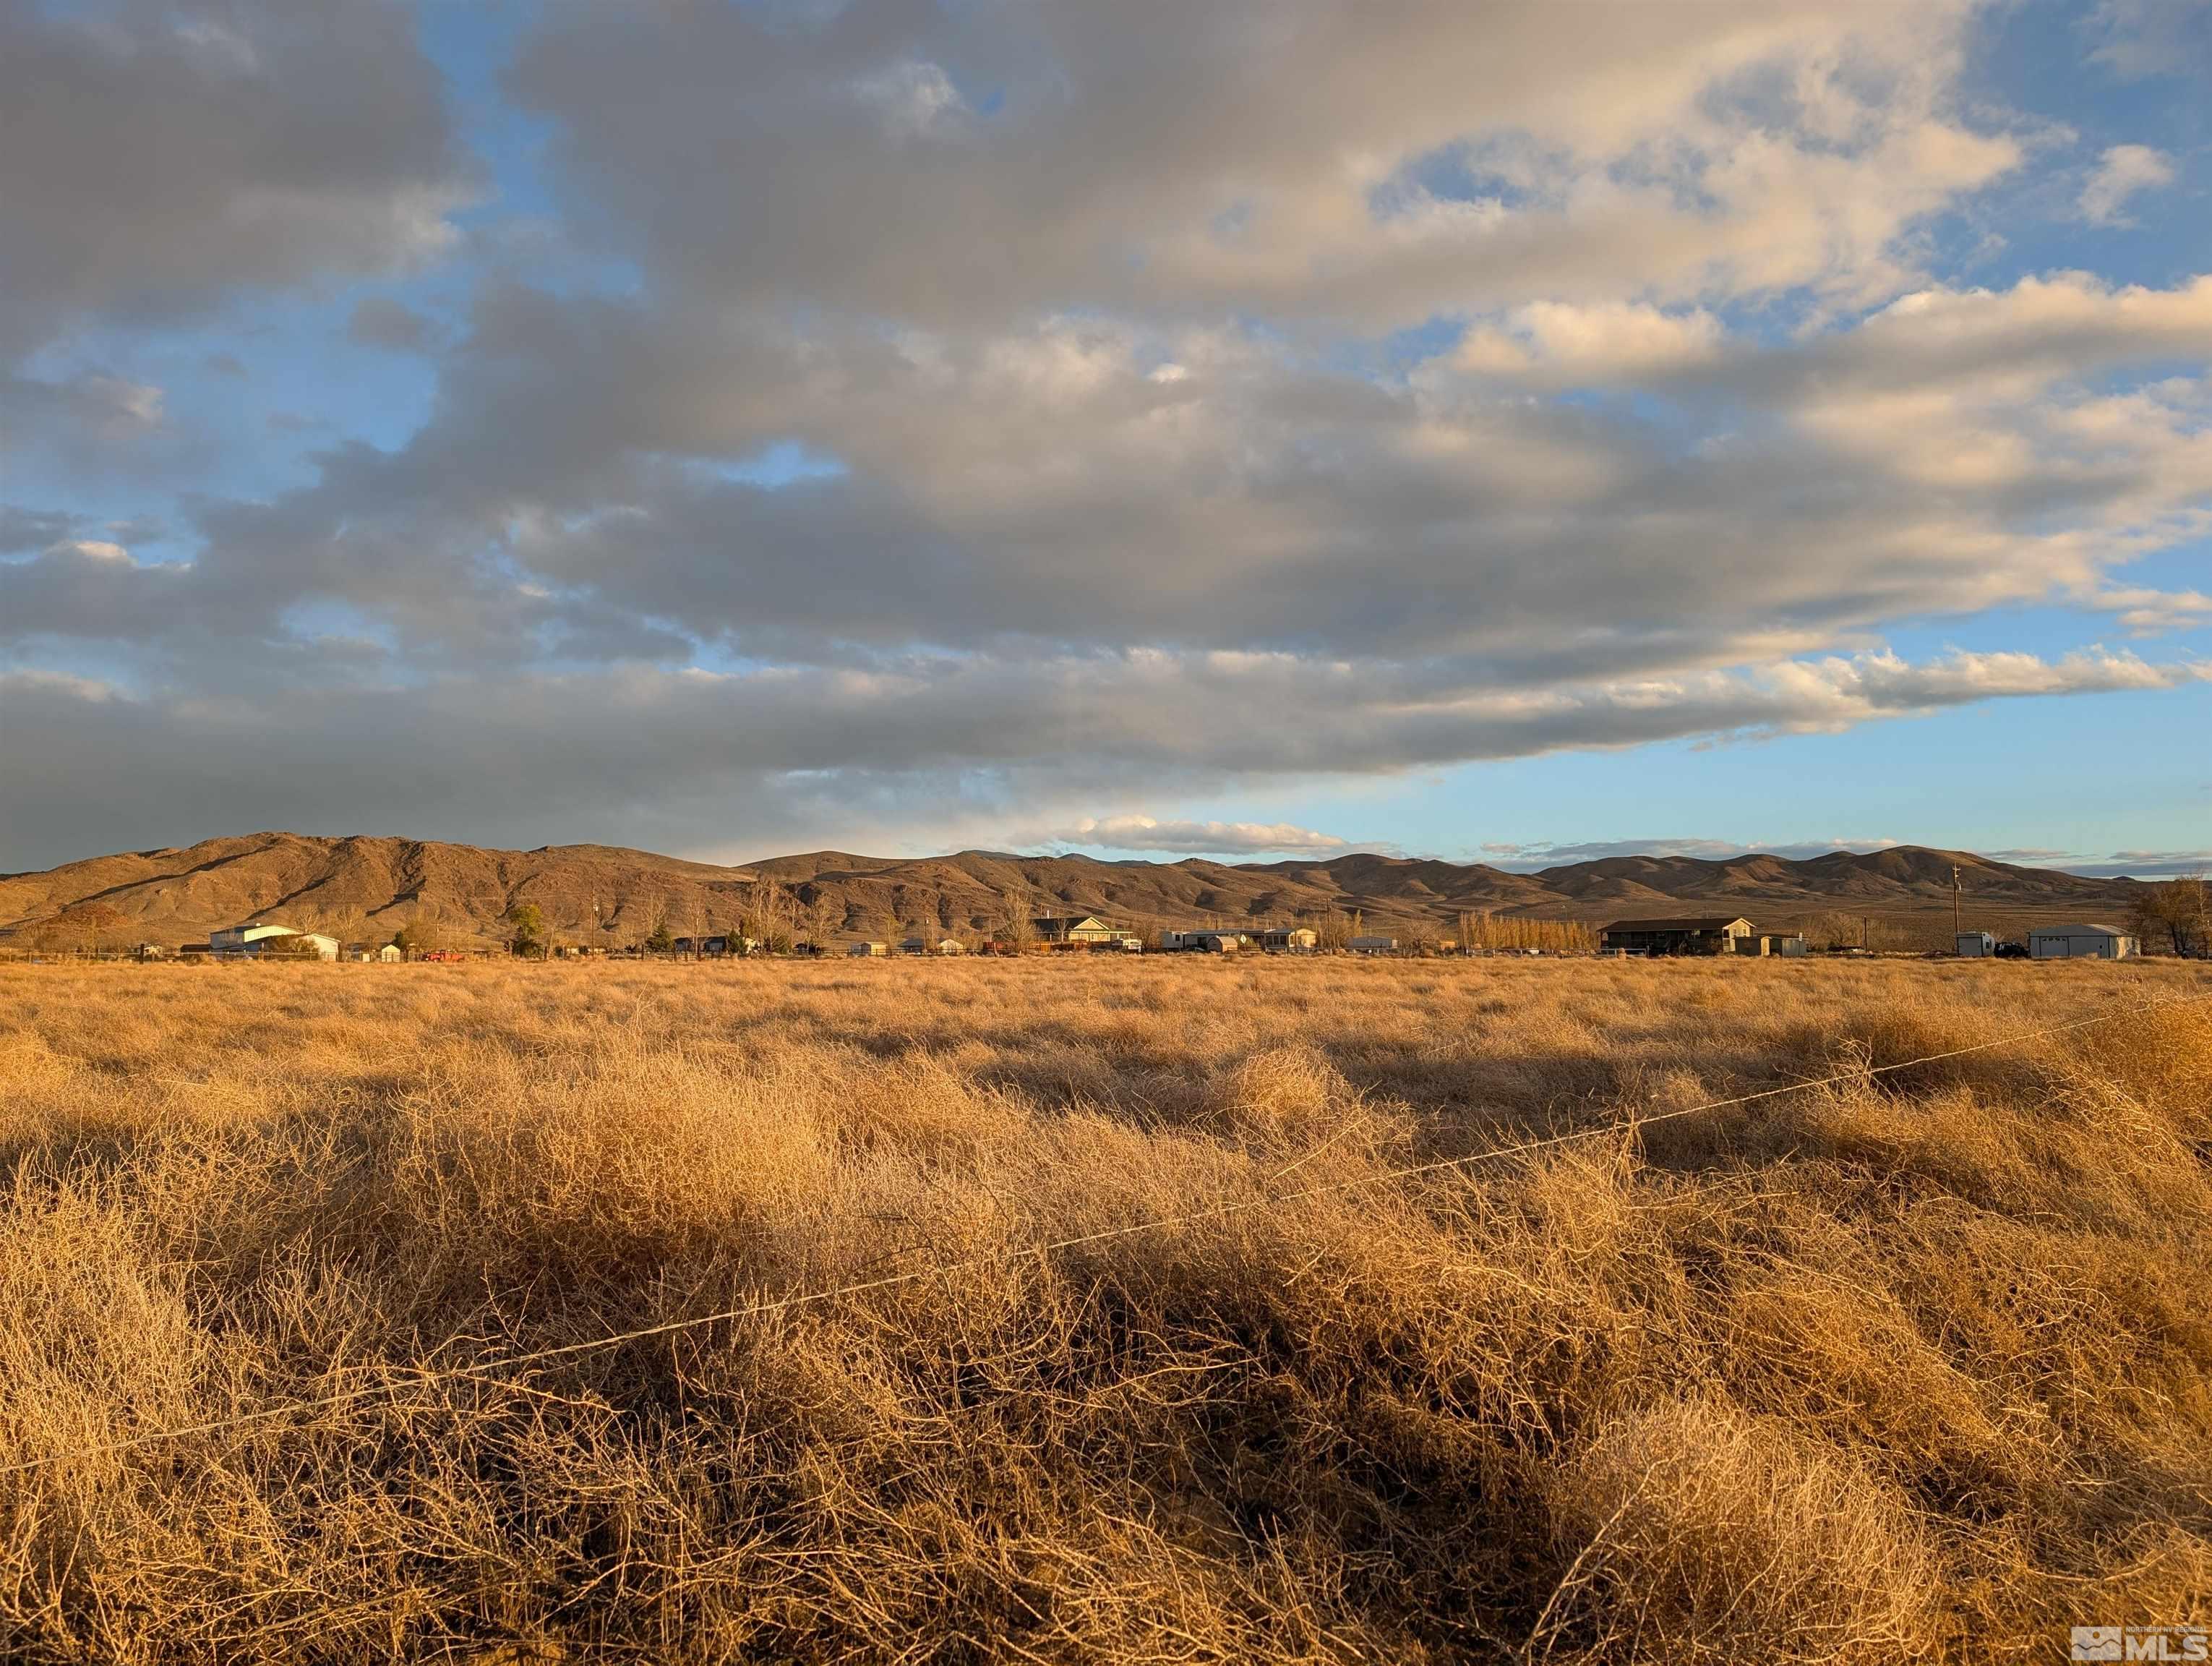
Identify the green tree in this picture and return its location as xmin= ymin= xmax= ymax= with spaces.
xmin=505 ymin=901 xmax=547 ymax=959
xmin=646 ymin=917 xmax=674 ymax=955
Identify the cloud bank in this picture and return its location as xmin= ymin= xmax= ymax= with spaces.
xmin=1 ymin=1 xmax=2210 ymax=868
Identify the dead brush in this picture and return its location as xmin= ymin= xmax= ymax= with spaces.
xmin=0 ymin=957 xmax=2206 ymax=1663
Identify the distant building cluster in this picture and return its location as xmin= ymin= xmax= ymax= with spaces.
xmin=27 ymin=900 xmax=2161 ymax=969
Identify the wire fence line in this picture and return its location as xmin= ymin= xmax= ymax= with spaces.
xmin=7 ymin=983 xmax=2208 ymax=1482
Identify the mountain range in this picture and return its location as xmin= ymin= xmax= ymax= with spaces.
xmin=0 ymin=832 xmax=2146 ymax=951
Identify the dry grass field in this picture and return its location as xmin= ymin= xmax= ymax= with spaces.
xmin=2 ymin=956 xmax=2209 ymax=1663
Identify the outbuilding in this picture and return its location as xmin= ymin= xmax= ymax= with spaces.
xmin=849 ymin=941 xmax=888 ymax=957
xmin=1161 ymin=928 xmax=1242 ymax=952
xmin=2028 ymin=923 xmax=2135 ymax=960
xmin=208 ymin=923 xmax=339 ymax=961
xmin=1955 ymin=931 xmax=1996 ymax=958
xmin=1598 ymin=917 xmax=1754 ymax=956
xmin=1348 ymin=935 xmax=1398 ymax=954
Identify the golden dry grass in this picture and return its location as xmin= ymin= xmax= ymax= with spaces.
xmin=1 ymin=955 xmax=2208 ymax=1662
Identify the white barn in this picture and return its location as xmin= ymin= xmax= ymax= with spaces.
xmin=2028 ymin=923 xmax=2135 ymax=960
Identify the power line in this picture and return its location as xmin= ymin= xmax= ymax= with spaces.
xmin=5 ymin=983 xmax=2207 ymax=1481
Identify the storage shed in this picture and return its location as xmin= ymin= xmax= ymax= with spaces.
xmin=1955 ymin=932 xmax=1995 ymax=958
xmin=2028 ymin=924 xmax=2135 ymax=960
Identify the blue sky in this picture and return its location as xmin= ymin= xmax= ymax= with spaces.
xmin=1 ymin=0 xmax=2208 ymax=876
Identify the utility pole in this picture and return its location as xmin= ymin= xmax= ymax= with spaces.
xmin=1950 ymin=866 xmax=1961 ymax=940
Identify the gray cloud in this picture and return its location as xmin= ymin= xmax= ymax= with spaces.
xmin=0 ymin=0 xmax=463 ymax=362
xmin=347 ymin=296 xmax=439 ymax=352
xmin=0 ymin=505 xmax=72 ymax=555
xmin=4 ymin=647 xmax=2202 ymax=871
xmin=515 ymin=0 xmax=2002 ymax=331
xmin=2004 ymin=847 xmax=2212 ymax=879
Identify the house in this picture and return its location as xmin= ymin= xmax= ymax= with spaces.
xmin=1598 ymin=917 xmax=1754 ymax=956
xmin=379 ymin=944 xmax=403 ymax=962
xmin=1348 ymin=934 xmax=1398 ymax=954
xmin=1256 ymin=927 xmax=1319 ymax=952
xmin=849 ymin=941 xmax=888 ymax=957
xmin=932 ymin=937 xmax=966 ymax=954
xmin=2028 ymin=923 xmax=2135 ymax=960
xmin=1955 ymin=931 xmax=1996 ymax=958
xmin=1032 ymin=914 xmax=1124 ymax=946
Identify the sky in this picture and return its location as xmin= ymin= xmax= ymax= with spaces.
xmin=1 ymin=0 xmax=2208 ymax=877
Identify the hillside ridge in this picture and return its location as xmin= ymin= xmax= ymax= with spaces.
xmin=0 ymin=832 xmax=2143 ymax=949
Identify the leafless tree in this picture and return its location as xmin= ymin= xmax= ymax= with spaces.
xmin=1000 ymin=889 xmax=1034 ymax=952
xmin=2130 ymin=876 xmax=2209 ymax=957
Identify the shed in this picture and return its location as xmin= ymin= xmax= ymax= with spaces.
xmin=380 ymin=944 xmax=403 ymax=962
xmin=849 ymin=941 xmax=888 ymax=957
xmin=1955 ymin=931 xmax=1995 ymax=958
xmin=1348 ymin=935 xmax=1398 ymax=954
xmin=2028 ymin=923 xmax=2135 ymax=960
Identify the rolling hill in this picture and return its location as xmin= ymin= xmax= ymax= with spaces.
xmin=0 ymin=832 xmax=2146 ymax=951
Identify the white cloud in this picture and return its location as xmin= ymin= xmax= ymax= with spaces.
xmin=2085 ymin=584 xmax=2212 ymax=635
xmin=47 ymin=539 xmax=131 ymax=564
xmin=1032 ymin=816 xmax=1354 ymax=856
xmin=1456 ymin=302 xmax=1724 ymax=380
xmin=2080 ymin=143 xmax=2176 ymax=224
xmin=851 ymin=61 xmax=967 ymax=140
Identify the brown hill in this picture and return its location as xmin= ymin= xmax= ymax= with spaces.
xmin=0 ymin=832 xmax=2145 ymax=952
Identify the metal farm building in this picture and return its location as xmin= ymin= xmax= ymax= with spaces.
xmin=2028 ymin=923 xmax=2136 ymax=960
